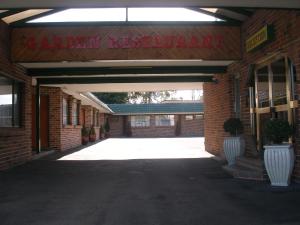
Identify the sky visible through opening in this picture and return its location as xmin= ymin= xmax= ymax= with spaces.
xmin=29 ymin=8 xmax=221 ymax=23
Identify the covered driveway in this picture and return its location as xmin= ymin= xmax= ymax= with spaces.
xmin=1 ymin=138 xmax=300 ymax=225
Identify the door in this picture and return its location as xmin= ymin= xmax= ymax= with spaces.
xmin=80 ymin=108 xmax=85 ymax=126
xmin=32 ymin=95 xmax=49 ymax=150
xmin=254 ymin=56 xmax=297 ymax=150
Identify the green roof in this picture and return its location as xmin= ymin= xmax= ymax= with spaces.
xmin=108 ymin=103 xmax=204 ymax=115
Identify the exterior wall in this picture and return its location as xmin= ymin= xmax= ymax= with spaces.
xmin=109 ymin=114 xmax=204 ymax=138
xmin=0 ymin=21 xmax=32 ymax=170
xmin=131 ymin=115 xmax=176 ymax=137
xmin=108 ymin=115 xmax=124 ymax=137
xmin=203 ymin=74 xmax=233 ymax=156
xmin=60 ymin=93 xmax=82 ymax=151
xmin=181 ymin=115 xmax=204 ymax=137
xmin=82 ymin=105 xmax=93 ymax=127
xmin=82 ymin=105 xmax=104 ymax=140
xmin=204 ymin=10 xmax=300 ymax=181
xmin=40 ymin=87 xmax=62 ymax=150
xmin=39 ymin=87 xmax=105 ymax=151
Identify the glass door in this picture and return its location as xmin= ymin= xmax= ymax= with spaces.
xmin=254 ymin=56 xmax=297 ymax=150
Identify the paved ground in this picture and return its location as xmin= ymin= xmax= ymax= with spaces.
xmin=1 ymin=138 xmax=300 ymax=225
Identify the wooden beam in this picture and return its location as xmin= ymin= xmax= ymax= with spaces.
xmin=0 ymin=9 xmax=27 ymax=19
xmin=11 ymin=20 xmax=240 ymax=28
xmin=10 ymin=9 xmax=65 ymax=26
xmin=27 ymin=66 xmax=227 ymax=77
xmin=186 ymin=7 xmax=242 ymax=24
xmin=224 ymin=7 xmax=254 ymax=17
xmin=38 ymin=75 xmax=215 ymax=85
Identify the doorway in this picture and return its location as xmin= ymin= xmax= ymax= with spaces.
xmin=254 ymin=56 xmax=297 ymax=150
xmin=32 ymin=94 xmax=49 ymax=150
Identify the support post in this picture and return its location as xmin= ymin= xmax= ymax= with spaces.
xmin=35 ymin=80 xmax=41 ymax=154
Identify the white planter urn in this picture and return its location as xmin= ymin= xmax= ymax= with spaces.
xmin=264 ymin=144 xmax=294 ymax=187
xmin=223 ymin=137 xmax=245 ymax=166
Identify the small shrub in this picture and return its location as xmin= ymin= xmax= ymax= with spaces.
xmin=81 ymin=126 xmax=89 ymax=137
xmin=263 ymin=118 xmax=293 ymax=144
xmin=89 ymin=126 xmax=96 ymax=136
xmin=223 ymin=118 xmax=243 ymax=136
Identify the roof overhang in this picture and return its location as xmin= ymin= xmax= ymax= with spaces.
xmin=112 ymin=112 xmax=204 ymax=116
xmin=1 ymin=0 xmax=300 ymax=9
xmin=44 ymin=82 xmax=204 ymax=92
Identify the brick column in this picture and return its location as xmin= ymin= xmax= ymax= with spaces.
xmin=203 ymin=74 xmax=233 ymax=157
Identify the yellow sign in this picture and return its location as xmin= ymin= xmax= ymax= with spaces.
xmin=246 ymin=25 xmax=272 ymax=52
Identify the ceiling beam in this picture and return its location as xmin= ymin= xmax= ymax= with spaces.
xmin=187 ymin=7 xmax=242 ymax=24
xmin=224 ymin=7 xmax=254 ymax=17
xmin=11 ymin=20 xmax=238 ymax=28
xmin=0 ymin=1 xmax=300 ymax=9
xmin=10 ymin=9 xmax=65 ymax=26
xmin=0 ymin=9 xmax=27 ymax=19
xmin=38 ymin=75 xmax=214 ymax=85
xmin=27 ymin=66 xmax=227 ymax=77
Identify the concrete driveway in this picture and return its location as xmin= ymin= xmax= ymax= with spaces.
xmin=1 ymin=138 xmax=300 ymax=225
xmin=59 ymin=137 xmax=211 ymax=160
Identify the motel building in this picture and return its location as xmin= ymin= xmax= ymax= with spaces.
xmin=1 ymin=0 xmax=300 ymax=184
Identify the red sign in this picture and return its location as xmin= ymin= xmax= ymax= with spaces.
xmin=25 ymin=34 xmax=224 ymax=50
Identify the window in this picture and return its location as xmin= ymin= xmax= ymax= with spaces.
xmin=0 ymin=75 xmax=22 ymax=127
xmin=185 ymin=115 xmax=194 ymax=120
xmin=62 ymin=97 xmax=69 ymax=125
xmin=195 ymin=114 xmax=204 ymax=119
xmin=256 ymin=66 xmax=270 ymax=108
xmin=72 ymin=100 xmax=79 ymax=125
xmin=155 ymin=115 xmax=175 ymax=126
xmin=271 ymin=58 xmax=287 ymax=106
xmin=131 ymin=115 xmax=150 ymax=127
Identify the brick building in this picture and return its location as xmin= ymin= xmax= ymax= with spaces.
xmin=33 ymin=87 xmax=111 ymax=152
xmin=0 ymin=6 xmax=300 ymax=183
xmin=107 ymin=102 xmax=204 ymax=138
xmin=203 ymin=10 xmax=300 ymax=181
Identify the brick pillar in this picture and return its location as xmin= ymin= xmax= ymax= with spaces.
xmin=82 ymin=105 xmax=93 ymax=128
xmin=67 ymin=95 xmax=74 ymax=125
xmin=203 ymin=74 xmax=233 ymax=157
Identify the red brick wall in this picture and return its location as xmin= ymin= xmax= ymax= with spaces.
xmin=81 ymin=105 xmax=103 ymax=140
xmin=203 ymin=74 xmax=233 ymax=156
xmin=238 ymin=10 xmax=300 ymax=181
xmin=109 ymin=114 xmax=204 ymax=138
xmin=204 ymin=10 xmax=300 ymax=180
xmin=39 ymin=87 xmax=85 ymax=151
xmin=0 ymin=21 xmax=32 ymax=170
xmin=108 ymin=115 xmax=124 ymax=137
xmin=40 ymin=87 xmax=62 ymax=150
xmin=82 ymin=105 xmax=92 ymax=127
xmin=181 ymin=115 xmax=204 ymax=137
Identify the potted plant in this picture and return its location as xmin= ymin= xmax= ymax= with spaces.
xmin=89 ymin=125 xmax=96 ymax=142
xmin=81 ymin=126 xmax=89 ymax=145
xmin=99 ymin=125 xmax=105 ymax=139
xmin=223 ymin=118 xmax=245 ymax=166
xmin=104 ymin=118 xmax=110 ymax=138
xmin=263 ymin=118 xmax=294 ymax=186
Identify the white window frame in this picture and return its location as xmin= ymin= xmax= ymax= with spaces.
xmin=155 ymin=115 xmax=175 ymax=127
xmin=131 ymin=115 xmax=150 ymax=127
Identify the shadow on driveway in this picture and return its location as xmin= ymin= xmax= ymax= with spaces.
xmin=1 ymin=139 xmax=300 ymax=225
